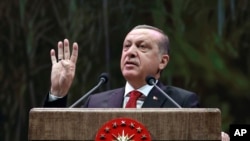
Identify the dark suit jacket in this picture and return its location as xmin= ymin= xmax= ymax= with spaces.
xmin=44 ymin=82 xmax=199 ymax=108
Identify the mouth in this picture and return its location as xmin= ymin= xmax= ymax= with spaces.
xmin=125 ymin=61 xmax=138 ymax=66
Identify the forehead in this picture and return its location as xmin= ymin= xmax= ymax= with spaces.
xmin=124 ymin=28 xmax=162 ymax=43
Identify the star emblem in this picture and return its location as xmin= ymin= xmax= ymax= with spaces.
xmin=136 ymin=127 xmax=142 ymax=133
xmin=121 ymin=120 xmax=126 ymax=126
xmin=129 ymin=122 xmax=135 ymax=128
xmin=104 ymin=126 xmax=110 ymax=133
xmin=113 ymin=122 xmax=118 ymax=128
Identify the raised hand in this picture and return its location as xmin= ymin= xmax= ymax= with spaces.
xmin=50 ymin=39 xmax=78 ymax=97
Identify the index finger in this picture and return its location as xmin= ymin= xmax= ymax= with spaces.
xmin=70 ymin=42 xmax=78 ymax=63
xmin=50 ymin=49 xmax=57 ymax=65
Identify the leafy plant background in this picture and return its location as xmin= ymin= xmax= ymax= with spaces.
xmin=0 ymin=0 xmax=249 ymax=140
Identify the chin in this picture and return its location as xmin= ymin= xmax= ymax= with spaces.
xmin=122 ymin=71 xmax=139 ymax=79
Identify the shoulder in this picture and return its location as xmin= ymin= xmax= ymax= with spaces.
xmin=84 ymin=87 xmax=125 ymax=108
xmin=157 ymin=81 xmax=195 ymax=96
xmin=92 ymin=87 xmax=124 ymax=96
xmin=158 ymin=83 xmax=200 ymax=107
xmin=165 ymin=86 xmax=195 ymax=96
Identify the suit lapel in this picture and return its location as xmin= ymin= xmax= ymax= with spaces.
xmin=142 ymin=82 xmax=167 ymax=108
xmin=107 ymin=88 xmax=124 ymax=108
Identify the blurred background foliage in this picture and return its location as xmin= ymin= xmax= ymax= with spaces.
xmin=0 ymin=0 xmax=249 ymax=140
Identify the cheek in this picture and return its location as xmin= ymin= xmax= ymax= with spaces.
xmin=120 ymin=54 xmax=125 ymax=68
xmin=143 ymin=56 xmax=160 ymax=69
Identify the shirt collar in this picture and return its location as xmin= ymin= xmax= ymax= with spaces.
xmin=124 ymin=81 xmax=158 ymax=97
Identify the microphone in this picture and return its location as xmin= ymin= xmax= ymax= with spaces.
xmin=146 ymin=75 xmax=182 ymax=108
xmin=69 ymin=73 xmax=109 ymax=108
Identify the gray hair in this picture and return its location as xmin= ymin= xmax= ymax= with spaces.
xmin=132 ymin=25 xmax=170 ymax=54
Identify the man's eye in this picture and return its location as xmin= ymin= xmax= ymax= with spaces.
xmin=137 ymin=44 xmax=145 ymax=49
xmin=139 ymin=45 xmax=145 ymax=48
xmin=125 ymin=44 xmax=130 ymax=47
xmin=138 ymin=45 xmax=148 ymax=51
xmin=123 ymin=44 xmax=130 ymax=50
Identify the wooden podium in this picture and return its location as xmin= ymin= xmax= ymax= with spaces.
xmin=28 ymin=108 xmax=221 ymax=141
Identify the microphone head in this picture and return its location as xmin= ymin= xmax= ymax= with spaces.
xmin=145 ymin=75 xmax=156 ymax=86
xmin=99 ymin=72 xmax=109 ymax=84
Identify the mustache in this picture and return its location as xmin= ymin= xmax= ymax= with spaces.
xmin=124 ymin=59 xmax=139 ymax=66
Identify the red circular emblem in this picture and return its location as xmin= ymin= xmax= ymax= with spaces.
xmin=95 ymin=117 xmax=151 ymax=141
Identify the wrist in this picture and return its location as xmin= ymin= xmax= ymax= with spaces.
xmin=50 ymin=88 xmax=64 ymax=97
xmin=48 ymin=91 xmax=64 ymax=102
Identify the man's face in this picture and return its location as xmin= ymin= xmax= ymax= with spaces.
xmin=120 ymin=28 xmax=169 ymax=87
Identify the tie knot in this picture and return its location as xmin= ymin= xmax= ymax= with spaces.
xmin=130 ymin=90 xmax=142 ymax=99
xmin=125 ymin=90 xmax=142 ymax=108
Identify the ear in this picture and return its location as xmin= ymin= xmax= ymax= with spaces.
xmin=159 ymin=54 xmax=169 ymax=70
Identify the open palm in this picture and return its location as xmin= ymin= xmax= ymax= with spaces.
xmin=50 ymin=39 xmax=78 ymax=97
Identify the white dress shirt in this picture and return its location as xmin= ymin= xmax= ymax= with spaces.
xmin=123 ymin=81 xmax=155 ymax=108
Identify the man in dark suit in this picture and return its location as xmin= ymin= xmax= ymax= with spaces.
xmin=44 ymin=25 xmax=198 ymax=108
xmin=43 ymin=25 xmax=229 ymax=140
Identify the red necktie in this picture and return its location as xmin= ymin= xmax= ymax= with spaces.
xmin=125 ymin=90 xmax=142 ymax=108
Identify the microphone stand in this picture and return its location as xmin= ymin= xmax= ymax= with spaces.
xmin=69 ymin=79 xmax=105 ymax=108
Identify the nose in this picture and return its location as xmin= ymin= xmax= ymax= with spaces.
xmin=126 ymin=44 xmax=137 ymax=58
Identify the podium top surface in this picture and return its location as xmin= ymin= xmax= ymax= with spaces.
xmin=30 ymin=107 xmax=220 ymax=113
